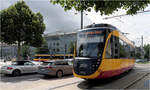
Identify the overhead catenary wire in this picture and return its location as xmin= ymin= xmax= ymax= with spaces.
xmin=103 ymin=10 xmax=150 ymax=20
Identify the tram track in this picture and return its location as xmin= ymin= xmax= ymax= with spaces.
xmin=123 ymin=72 xmax=149 ymax=89
xmin=48 ymin=73 xmax=150 ymax=90
xmin=48 ymin=80 xmax=82 ymax=90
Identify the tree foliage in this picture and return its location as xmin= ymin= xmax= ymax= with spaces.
xmin=0 ymin=1 xmax=45 ymax=60
xmin=144 ymin=44 xmax=150 ymax=59
xmin=50 ymin=0 xmax=150 ymax=15
xmin=22 ymin=44 xmax=30 ymax=58
xmin=35 ymin=39 xmax=49 ymax=54
xmin=68 ymin=42 xmax=74 ymax=54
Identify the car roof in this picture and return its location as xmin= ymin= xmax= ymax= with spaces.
xmin=13 ymin=60 xmax=30 ymax=62
xmin=42 ymin=60 xmax=69 ymax=63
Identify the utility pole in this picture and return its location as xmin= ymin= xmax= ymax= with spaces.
xmin=149 ymin=48 xmax=150 ymax=61
xmin=48 ymin=43 xmax=51 ymax=60
xmin=0 ymin=42 xmax=2 ymax=60
xmin=141 ymin=35 xmax=143 ymax=48
xmin=81 ymin=11 xmax=83 ymax=29
xmin=64 ymin=32 xmax=66 ymax=59
xmin=141 ymin=35 xmax=144 ymax=59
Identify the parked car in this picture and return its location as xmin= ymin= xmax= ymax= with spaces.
xmin=136 ymin=59 xmax=147 ymax=63
xmin=0 ymin=60 xmax=39 ymax=76
xmin=38 ymin=60 xmax=73 ymax=78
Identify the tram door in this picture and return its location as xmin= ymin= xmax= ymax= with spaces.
xmin=110 ymin=35 xmax=120 ymax=59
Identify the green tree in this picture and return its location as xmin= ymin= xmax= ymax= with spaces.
xmin=68 ymin=42 xmax=74 ymax=54
xmin=35 ymin=39 xmax=49 ymax=54
xmin=22 ymin=44 xmax=30 ymax=58
xmin=0 ymin=1 xmax=45 ymax=60
xmin=144 ymin=44 xmax=150 ymax=59
xmin=135 ymin=52 xmax=141 ymax=59
xmin=50 ymin=0 xmax=150 ymax=15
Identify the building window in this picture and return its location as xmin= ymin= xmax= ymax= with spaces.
xmin=57 ymin=43 xmax=59 ymax=46
xmin=57 ymin=49 xmax=60 ymax=52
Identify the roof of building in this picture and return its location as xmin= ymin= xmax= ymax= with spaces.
xmin=44 ymin=23 xmax=120 ymax=37
xmin=44 ymin=31 xmax=77 ymax=37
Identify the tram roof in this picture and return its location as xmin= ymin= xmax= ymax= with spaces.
xmin=83 ymin=23 xmax=119 ymax=30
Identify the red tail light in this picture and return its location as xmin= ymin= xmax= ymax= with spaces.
xmin=47 ymin=66 xmax=52 ymax=69
xmin=7 ymin=67 xmax=13 ymax=70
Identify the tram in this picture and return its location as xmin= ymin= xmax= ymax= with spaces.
xmin=73 ymin=24 xmax=135 ymax=79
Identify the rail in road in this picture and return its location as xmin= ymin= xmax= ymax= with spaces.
xmin=48 ymin=73 xmax=149 ymax=90
xmin=124 ymin=72 xmax=149 ymax=89
xmin=48 ymin=67 xmax=150 ymax=90
xmin=0 ymin=64 xmax=149 ymax=90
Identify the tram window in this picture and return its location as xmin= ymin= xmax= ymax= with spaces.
xmin=114 ymin=36 xmax=119 ymax=58
xmin=130 ymin=46 xmax=135 ymax=58
xmin=119 ymin=39 xmax=130 ymax=58
xmin=106 ymin=35 xmax=119 ymax=59
xmin=120 ymin=39 xmax=126 ymax=58
xmin=105 ymin=39 xmax=112 ymax=59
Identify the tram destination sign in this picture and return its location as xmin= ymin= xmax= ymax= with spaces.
xmin=79 ymin=30 xmax=104 ymax=43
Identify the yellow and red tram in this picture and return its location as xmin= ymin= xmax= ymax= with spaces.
xmin=73 ymin=24 xmax=135 ymax=79
xmin=34 ymin=54 xmax=74 ymax=61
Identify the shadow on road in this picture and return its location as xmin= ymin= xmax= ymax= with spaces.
xmin=0 ymin=73 xmax=42 ymax=83
xmin=41 ymin=74 xmax=73 ymax=80
xmin=0 ymin=73 xmax=73 ymax=83
xmin=77 ymin=69 xmax=134 ymax=89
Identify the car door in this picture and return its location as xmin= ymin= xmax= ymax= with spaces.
xmin=60 ymin=61 xmax=70 ymax=75
xmin=29 ymin=62 xmax=38 ymax=73
xmin=65 ymin=62 xmax=73 ymax=74
xmin=54 ymin=61 xmax=65 ymax=74
xmin=15 ymin=61 xmax=28 ymax=73
xmin=23 ymin=61 xmax=35 ymax=73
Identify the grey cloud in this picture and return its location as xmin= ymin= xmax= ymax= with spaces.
xmin=1 ymin=0 xmax=92 ymax=33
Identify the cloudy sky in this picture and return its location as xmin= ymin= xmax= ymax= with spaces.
xmin=87 ymin=6 xmax=150 ymax=46
xmin=1 ymin=0 xmax=150 ymax=46
xmin=0 ymin=0 xmax=92 ymax=33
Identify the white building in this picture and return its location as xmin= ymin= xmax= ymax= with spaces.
xmin=44 ymin=31 xmax=77 ymax=55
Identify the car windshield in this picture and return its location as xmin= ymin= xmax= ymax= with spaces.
xmin=12 ymin=61 xmax=26 ymax=65
xmin=41 ymin=62 xmax=53 ymax=66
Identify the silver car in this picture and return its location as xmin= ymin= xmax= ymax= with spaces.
xmin=38 ymin=60 xmax=73 ymax=78
xmin=0 ymin=61 xmax=39 ymax=76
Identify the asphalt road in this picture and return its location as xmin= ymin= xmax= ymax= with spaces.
xmin=0 ymin=63 xmax=149 ymax=90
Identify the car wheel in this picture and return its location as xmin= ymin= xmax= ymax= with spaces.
xmin=12 ymin=70 xmax=21 ymax=76
xmin=56 ymin=70 xmax=63 ymax=78
xmin=44 ymin=75 xmax=50 ymax=78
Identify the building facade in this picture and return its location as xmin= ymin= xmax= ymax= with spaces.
xmin=44 ymin=32 xmax=77 ymax=55
xmin=0 ymin=43 xmax=18 ymax=59
xmin=0 ymin=42 xmax=36 ymax=60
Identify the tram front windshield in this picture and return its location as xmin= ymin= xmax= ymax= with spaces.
xmin=77 ymin=29 xmax=105 ymax=58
